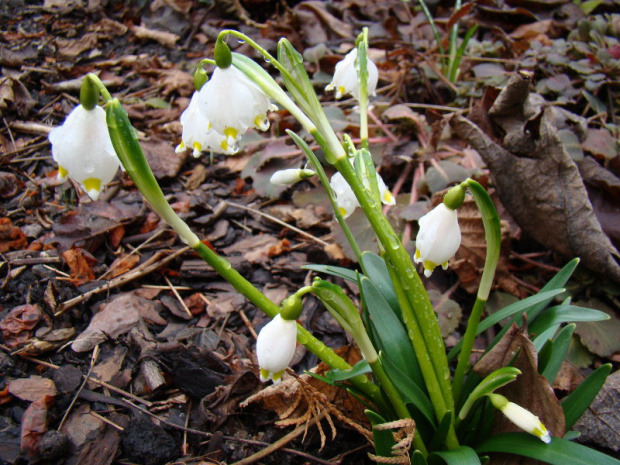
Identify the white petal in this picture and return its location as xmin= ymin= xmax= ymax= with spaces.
xmin=414 ymin=203 xmax=461 ymax=275
xmin=256 ymin=314 xmax=297 ymax=381
xmin=49 ymin=105 xmax=120 ymax=197
xmin=325 ymin=48 xmax=379 ymax=101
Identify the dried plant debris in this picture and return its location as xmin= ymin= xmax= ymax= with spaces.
xmin=451 ymin=72 xmax=620 ymax=282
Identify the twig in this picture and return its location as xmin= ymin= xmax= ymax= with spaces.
xmin=163 ymin=275 xmax=193 ymax=318
xmin=54 ymin=246 xmax=190 ymax=316
xmin=224 ymin=201 xmax=330 ymax=247
xmin=58 ymin=345 xmax=100 ymax=431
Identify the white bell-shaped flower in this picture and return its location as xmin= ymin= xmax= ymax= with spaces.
xmin=270 ymin=168 xmax=315 ymax=186
xmin=49 ymin=105 xmax=121 ymax=201
xmin=330 ymin=170 xmax=395 ymax=219
xmin=197 ymin=66 xmax=276 ymax=151
xmin=175 ymin=92 xmax=235 ymax=156
xmin=325 ymin=48 xmax=379 ymax=101
xmin=413 ymin=203 xmax=461 ymax=277
xmin=489 ymin=394 xmax=551 ymax=444
xmin=256 ymin=314 xmax=297 ymax=384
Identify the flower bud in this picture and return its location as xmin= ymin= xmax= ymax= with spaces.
xmin=488 ymin=394 xmax=551 ymax=444
xmin=270 ymin=168 xmax=315 ymax=186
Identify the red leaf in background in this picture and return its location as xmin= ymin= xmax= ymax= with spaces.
xmin=0 ymin=304 xmax=42 ymax=349
xmin=20 ymin=395 xmax=54 ymax=459
xmin=0 ymin=217 xmax=28 ymax=252
xmin=62 ymin=248 xmax=96 ymax=286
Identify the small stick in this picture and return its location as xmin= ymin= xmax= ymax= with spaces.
xmin=163 ymin=275 xmax=193 ymax=318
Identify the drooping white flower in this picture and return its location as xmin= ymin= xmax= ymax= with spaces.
xmin=175 ymin=92 xmax=234 ymax=156
xmin=325 ymin=48 xmax=379 ymax=101
xmin=270 ymin=168 xmax=315 ymax=186
xmin=256 ymin=314 xmax=297 ymax=384
xmin=329 ymin=170 xmax=395 ymax=219
xmin=197 ymin=65 xmax=276 ymax=151
xmin=49 ymin=104 xmax=121 ymax=201
xmin=413 ymin=203 xmax=461 ymax=277
xmin=489 ymin=394 xmax=551 ymax=444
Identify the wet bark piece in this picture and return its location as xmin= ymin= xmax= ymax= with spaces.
xmin=450 ymin=91 xmax=620 ymax=281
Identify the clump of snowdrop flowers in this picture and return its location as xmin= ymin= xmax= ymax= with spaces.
xmin=488 ymin=393 xmax=552 ymax=444
xmin=256 ymin=294 xmax=301 ymax=384
xmin=49 ymin=104 xmax=121 ymax=201
xmin=270 ymin=168 xmax=315 ymax=186
xmin=330 ymin=169 xmax=395 ymax=219
xmin=175 ymin=92 xmax=232 ymax=157
xmin=413 ymin=186 xmax=463 ymax=277
xmin=325 ymin=47 xmax=378 ymax=101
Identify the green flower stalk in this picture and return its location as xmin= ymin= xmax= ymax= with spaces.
xmin=452 ymin=179 xmax=501 ymax=403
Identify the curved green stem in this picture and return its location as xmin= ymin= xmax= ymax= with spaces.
xmin=84 ymin=73 xmax=112 ymax=102
xmin=287 ymin=130 xmax=364 ymax=264
xmin=452 ymin=179 xmax=501 ymax=403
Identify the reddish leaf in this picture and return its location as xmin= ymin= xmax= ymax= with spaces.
xmin=62 ymin=248 xmax=96 ymax=286
xmin=20 ymin=395 xmax=54 ymax=459
xmin=0 ymin=217 xmax=27 ymax=252
xmin=0 ymin=304 xmax=42 ymax=349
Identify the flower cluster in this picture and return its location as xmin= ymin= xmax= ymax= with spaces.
xmin=49 ymin=104 xmax=121 ymax=201
xmin=176 ymin=65 xmax=276 ymax=157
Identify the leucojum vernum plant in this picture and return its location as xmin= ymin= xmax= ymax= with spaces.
xmin=48 ymin=27 xmax=619 ymax=465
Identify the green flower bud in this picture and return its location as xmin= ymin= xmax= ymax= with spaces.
xmin=443 ymin=184 xmax=465 ymax=210
xmin=280 ymin=294 xmax=303 ymax=321
xmin=80 ymin=75 xmax=99 ymax=111
xmin=214 ymin=37 xmax=232 ymax=69
xmin=194 ymin=65 xmax=209 ymax=91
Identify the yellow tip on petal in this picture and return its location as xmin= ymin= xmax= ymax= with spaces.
xmin=83 ymin=178 xmax=102 ymax=200
xmin=57 ymin=166 xmax=69 ymax=183
xmin=192 ymin=142 xmax=202 ymax=158
xmin=254 ymin=114 xmax=269 ymax=131
xmin=175 ymin=142 xmax=186 ymax=154
xmin=224 ymin=127 xmax=238 ymax=141
xmin=339 ymin=206 xmax=348 ymax=217
xmin=383 ymin=190 xmax=395 ymax=205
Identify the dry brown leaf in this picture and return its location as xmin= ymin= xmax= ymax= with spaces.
xmin=131 ymin=23 xmax=179 ymax=47
xmin=0 ymin=217 xmax=27 ymax=252
xmin=54 ymin=32 xmax=99 ymax=58
xmin=474 ymin=324 xmax=566 ymax=441
xmin=0 ymin=304 xmax=43 ymax=349
xmin=8 ymin=376 xmax=57 ymax=402
xmin=450 ymin=73 xmax=620 ymax=282
xmin=20 ymin=395 xmax=54 ymax=459
xmin=106 ymin=253 xmax=140 ymax=279
xmin=62 ymin=248 xmax=96 ymax=286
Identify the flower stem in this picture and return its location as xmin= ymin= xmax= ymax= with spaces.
xmin=356 ymin=28 xmax=370 ymax=150
xmin=452 ymin=179 xmax=501 ymax=403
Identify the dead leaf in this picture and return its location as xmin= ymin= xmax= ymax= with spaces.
xmin=574 ymin=298 xmax=620 ymax=357
xmin=0 ymin=304 xmax=42 ymax=349
xmin=62 ymin=248 xmax=96 ymax=286
xmin=20 ymin=395 xmax=54 ymax=459
xmin=131 ymin=23 xmax=179 ymax=47
xmin=574 ymin=369 xmax=620 ymax=451
xmin=581 ymin=129 xmax=618 ymax=160
xmin=71 ymin=294 xmax=143 ymax=352
xmin=428 ymin=289 xmax=462 ymax=337
xmin=293 ymin=1 xmax=353 ymax=45
xmin=54 ymin=33 xmax=99 ymax=58
xmin=474 ymin=324 xmax=566 ymax=439
xmin=450 ymin=73 xmax=620 ymax=282
xmin=8 ymin=377 xmax=57 ymax=402
xmin=222 ymin=234 xmax=280 ymax=264
xmin=0 ymin=217 xmax=27 ymax=252
xmin=142 ymin=137 xmax=187 ymax=179
xmin=106 ymin=253 xmax=140 ymax=279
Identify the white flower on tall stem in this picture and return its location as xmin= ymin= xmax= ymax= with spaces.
xmin=325 ymin=48 xmax=379 ymax=101
xmin=256 ymin=314 xmax=297 ymax=384
xmin=413 ymin=203 xmax=461 ymax=277
xmin=175 ymin=92 xmax=233 ymax=156
xmin=49 ymin=104 xmax=121 ymax=201
xmin=197 ymin=65 xmax=276 ymax=151
xmin=330 ymin=170 xmax=395 ymax=219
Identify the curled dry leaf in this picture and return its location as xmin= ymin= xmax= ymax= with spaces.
xmin=20 ymin=395 xmax=54 ymax=459
xmin=450 ymin=72 xmax=620 ymax=282
xmin=0 ymin=304 xmax=42 ymax=349
xmin=62 ymin=248 xmax=96 ymax=286
xmin=0 ymin=217 xmax=27 ymax=253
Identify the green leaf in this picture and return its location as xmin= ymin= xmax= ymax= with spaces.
xmin=412 ymin=450 xmax=429 ymax=465
xmin=428 ymin=412 xmax=454 ymax=453
xmin=428 ymin=446 xmax=481 ymax=465
xmin=448 ymin=289 xmax=565 ymax=360
xmin=360 ymin=252 xmax=400 ymax=316
xmin=360 ymin=277 xmax=423 ymax=386
xmin=365 ymin=410 xmax=396 ymax=458
xmin=380 ymin=354 xmax=435 ymax=426
xmin=302 ymin=264 xmax=359 ymax=283
xmin=458 ymin=367 xmax=521 ymax=420
xmin=540 ymin=324 xmax=575 ymax=384
xmin=327 ymin=359 xmax=371 ymax=381
xmin=529 ymin=304 xmax=609 ymax=337
xmin=477 ymin=432 xmax=620 ymax=465
xmin=562 ymin=363 xmax=612 ymax=430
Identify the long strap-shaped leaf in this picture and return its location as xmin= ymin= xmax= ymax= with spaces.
xmin=477 ymin=432 xmax=620 ymax=465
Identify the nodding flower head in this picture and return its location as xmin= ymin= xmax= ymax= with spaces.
xmin=197 ymin=65 xmax=276 ymax=152
xmin=256 ymin=314 xmax=297 ymax=385
xmin=270 ymin=168 xmax=315 ymax=186
xmin=325 ymin=48 xmax=378 ymax=101
xmin=413 ymin=203 xmax=461 ymax=277
xmin=49 ymin=104 xmax=121 ymax=200
xmin=329 ymin=169 xmax=394 ymax=219
xmin=488 ymin=394 xmax=552 ymax=444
